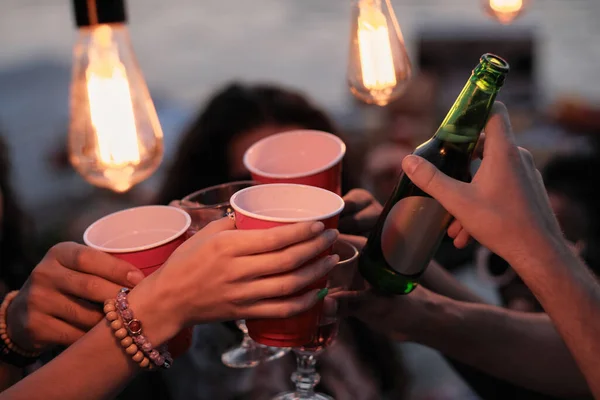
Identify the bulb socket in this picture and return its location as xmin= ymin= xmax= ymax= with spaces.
xmin=72 ymin=0 xmax=127 ymax=27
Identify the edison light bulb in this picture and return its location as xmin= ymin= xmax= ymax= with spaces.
xmin=484 ymin=0 xmax=527 ymax=24
xmin=69 ymin=0 xmax=163 ymax=193
xmin=347 ymin=0 xmax=412 ymax=106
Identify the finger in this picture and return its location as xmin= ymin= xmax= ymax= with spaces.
xmin=229 ymin=221 xmax=328 ymax=256
xmin=518 ymin=147 xmax=536 ymax=170
xmin=55 ymin=270 xmax=126 ymax=304
xmin=38 ymin=292 xmax=104 ymax=330
xmin=241 ymin=288 xmax=323 ymax=319
xmin=239 ymin=229 xmax=339 ymax=278
xmin=338 ymin=203 xmax=383 ymax=235
xmin=447 ymin=220 xmax=462 ymax=239
xmin=234 ymin=255 xmax=339 ymax=302
xmin=473 ymin=132 xmax=486 ymax=160
xmin=334 ymin=290 xmax=375 ymax=318
xmin=34 ymin=314 xmax=86 ymax=347
xmin=322 ymin=297 xmax=338 ymax=319
xmin=483 ymin=102 xmax=516 ymax=158
xmin=190 ymin=217 xmax=236 ymax=241
xmin=169 ymin=200 xmax=182 ymax=208
xmin=453 ymin=228 xmax=472 ymax=249
xmin=51 ymin=242 xmax=145 ymax=287
xmin=401 ymin=155 xmax=471 ymax=217
xmin=341 ymin=189 xmax=376 ymax=215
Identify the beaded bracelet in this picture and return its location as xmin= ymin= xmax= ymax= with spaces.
xmin=103 ymin=300 xmax=153 ymax=370
xmin=105 ymin=288 xmax=173 ymax=369
xmin=0 ymin=291 xmax=42 ymax=360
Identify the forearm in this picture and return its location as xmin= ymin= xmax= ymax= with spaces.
xmin=421 ymin=261 xmax=486 ymax=304
xmin=0 ymin=321 xmax=136 ymax=400
xmin=511 ymin=240 xmax=600 ymax=398
xmin=0 ymin=284 xmax=176 ymax=400
xmin=0 ymin=363 xmax=22 ymax=392
xmin=412 ymin=296 xmax=589 ymax=397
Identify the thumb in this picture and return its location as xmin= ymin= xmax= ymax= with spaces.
xmin=190 ymin=216 xmax=236 ymax=241
xmin=401 ymin=155 xmax=471 ymax=217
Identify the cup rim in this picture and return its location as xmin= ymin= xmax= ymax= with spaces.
xmin=83 ymin=205 xmax=191 ymax=253
xmin=230 ymin=183 xmax=345 ymax=223
xmin=334 ymin=240 xmax=360 ymax=265
xmin=180 ymin=180 xmax=259 ymax=210
xmin=242 ymin=130 xmax=346 ymax=179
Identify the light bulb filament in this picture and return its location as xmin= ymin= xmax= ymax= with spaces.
xmin=357 ymin=0 xmax=397 ymax=92
xmin=86 ymin=25 xmax=141 ymax=168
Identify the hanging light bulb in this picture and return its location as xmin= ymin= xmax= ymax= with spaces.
xmin=347 ymin=0 xmax=412 ymax=107
xmin=484 ymin=0 xmax=527 ymax=25
xmin=69 ymin=0 xmax=163 ymax=193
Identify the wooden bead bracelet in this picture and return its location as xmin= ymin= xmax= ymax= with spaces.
xmin=0 ymin=291 xmax=41 ymax=359
xmin=104 ymin=288 xmax=172 ymax=370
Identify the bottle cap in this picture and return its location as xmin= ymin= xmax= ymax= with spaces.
xmin=72 ymin=0 xmax=127 ymax=27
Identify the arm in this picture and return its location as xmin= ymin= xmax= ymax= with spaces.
xmin=411 ymin=292 xmax=589 ymax=397
xmin=421 ymin=260 xmax=486 ymax=304
xmin=508 ymin=240 xmax=600 ymax=398
xmin=0 ymin=284 xmax=174 ymax=400
xmin=0 ymin=364 xmax=22 ymax=392
xmin=421 ymin=263 xmax=583 ymax=399
xmin=0 ymin=219 xmax=339 ymax=399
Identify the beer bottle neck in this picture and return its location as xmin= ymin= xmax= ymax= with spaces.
xmin=433 ymin=75 xmax=502 ymax=146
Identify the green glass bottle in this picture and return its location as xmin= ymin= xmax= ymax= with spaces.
xmin=359 ymin=53 xmax=510 ymax=295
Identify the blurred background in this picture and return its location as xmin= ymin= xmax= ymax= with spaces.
xmin=1 ymin=0 xmax=599 ymax=398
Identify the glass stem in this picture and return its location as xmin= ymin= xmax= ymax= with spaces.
xmin=291 ymin=351 xmax=320 ymax=398
xmin=239 ymin=333 xmax=255 ymax=349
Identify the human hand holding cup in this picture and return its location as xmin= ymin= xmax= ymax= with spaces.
xmin=230 ymin=183 xmax=344 ymax=348
xmin=83 ymin=205 xmax=193 ymax=357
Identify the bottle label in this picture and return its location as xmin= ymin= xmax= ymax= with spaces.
xmin=381 ymin=196 xmax=451 ymax=276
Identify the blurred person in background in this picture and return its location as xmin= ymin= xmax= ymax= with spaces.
xmin=156 ymin=82 xmax=409 ymax=400
xmin=0 ymin=133 xmax=34 ymax=295
xmin=363 ymin=73 xmax=438 ymax=203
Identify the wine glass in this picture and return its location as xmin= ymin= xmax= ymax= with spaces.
xmin=272 ymin=240 xmax=359 ymax=400
xmin=177 ymin=181 xmax=290 ymax=368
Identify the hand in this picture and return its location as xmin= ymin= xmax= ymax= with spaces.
xmin=331 ymin=286 xmax=442 ymax=342
xmin=129 ymin=217 xmax=340 ymax=341
xmin=339 ymin=189 xmax=383 ymax=236
xmin=400 ymin=102 xmax=565 ymax=265
xmin=7 ymin=243 xmax=145 ymax=352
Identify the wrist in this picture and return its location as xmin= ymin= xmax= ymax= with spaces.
xmin=407 ymin=291 xmax=462 ymax=345
xmin=125 ymin=277 xmax=183 ymax=347
xmin=507 ymin=231 xmax=576 ymax=278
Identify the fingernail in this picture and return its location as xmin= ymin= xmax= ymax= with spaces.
xmin=311 ymin=221 xmax=325 ymax=233
xmin=316 ymin=288 xmax=329 ymax=300
xmin=326 ymin=254 xmax=340 ymax=267
xmin=127 ymin=270 xmax=145 ymax=286
xmin=402 ymin=155 xmax=421 ymax=175
xmin=324 ymin=229 xmax=339 ymax=241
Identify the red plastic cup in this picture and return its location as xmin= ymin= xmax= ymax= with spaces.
xmin=230 ymin=184 xmax=345 ymax=348
xmin=83 ymin=205 xmax=193 ymax=357
xmin=243 ymin=130 xmax=346 ymax=195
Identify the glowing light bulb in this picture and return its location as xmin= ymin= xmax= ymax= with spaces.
xmin=347 ymin=0 xmax=412 ymax=106
xmin=69 ymin=0 xmax=163 ymax=193
xmin=484 ymin=0 xmax=527 ymax=24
